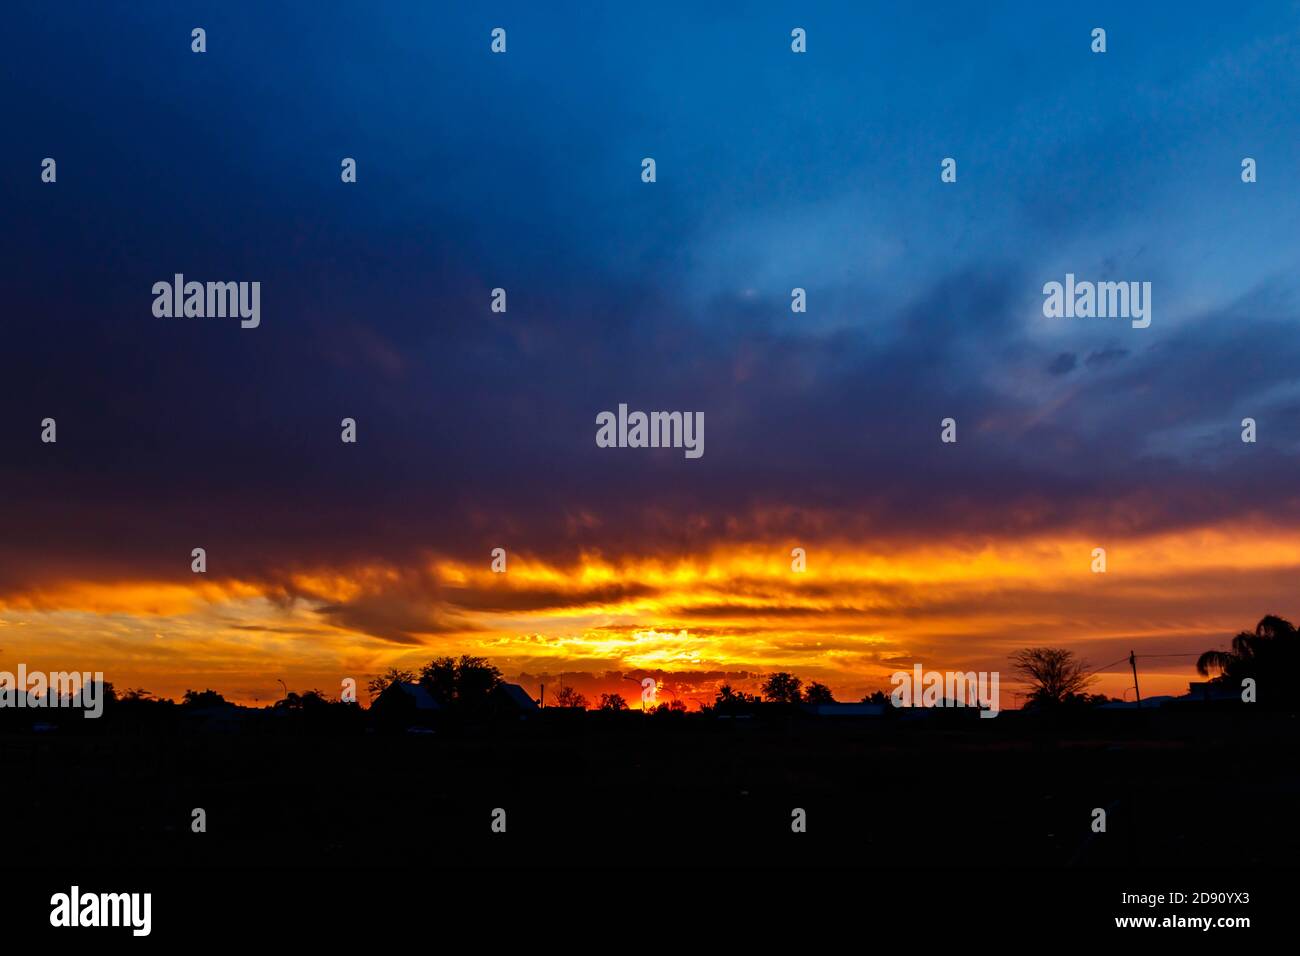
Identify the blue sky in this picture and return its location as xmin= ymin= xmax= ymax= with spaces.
xmin=2 ymin=0 xmax=1299 ymax=604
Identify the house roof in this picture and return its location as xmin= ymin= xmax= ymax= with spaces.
xmin=393 ymin=682 xmax=440 ymax=711
xmin=1097 ymin=695 xmax=1176 ymax=710
xmin=495 ymin=682 xmax=539 ymax=711
xmin=801 ymin=702 xmax=887 ymax=717
xmin=185 ymin=702 xmax=245 ymax=719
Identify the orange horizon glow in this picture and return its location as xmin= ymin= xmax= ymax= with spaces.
xmin=2 ymin=520 xmax=1293 ymax=707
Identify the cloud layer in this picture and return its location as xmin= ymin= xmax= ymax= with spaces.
xmin=3 ymin=3 xmax=1299 ymax=702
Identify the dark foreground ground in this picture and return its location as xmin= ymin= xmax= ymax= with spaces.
xmin=3 ymin=707 xmax=1295 ymax=939
xmin=3 ymin=707 xmax=1296 ymax=869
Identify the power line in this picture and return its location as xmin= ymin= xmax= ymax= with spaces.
xmin=1087 ymin=651 xmax=1204 ymax=675
xmin=1089 ymin=656 xmax=1131 ymax=675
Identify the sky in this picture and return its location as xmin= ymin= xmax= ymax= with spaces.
xmin=3 ymin=1 xmax=1300 ymax=707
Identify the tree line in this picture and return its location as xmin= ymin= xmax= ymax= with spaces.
xmin=7 ymin=614 xmax=1291 ymax=723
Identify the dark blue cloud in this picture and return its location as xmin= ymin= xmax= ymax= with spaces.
xmin=3 ymin=1 xmax=1299 ymax=588
xmin=1048 ymin=353 xmax=1078 ymax=376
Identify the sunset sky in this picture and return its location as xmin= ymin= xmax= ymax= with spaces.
xmin=3 ymin=2 xmax=1299 ymax=707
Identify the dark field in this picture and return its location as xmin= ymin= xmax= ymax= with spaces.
xmin=4 ymin=708 xmax=1297 ymax=870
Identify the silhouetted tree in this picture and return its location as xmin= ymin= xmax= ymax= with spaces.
xmin=275 ymin=689 xmax=333 ymax=711
xmin=448 ymin=656 xmax=502 ymax=704
xmin=860 ymin=690 xmax=889 ymax=705
xmin=418 ymin=656 xmax=503 ymax=712
xmin=651 ymin=699 xmax=688 ymax=716
xmin=804 ymin=681 xmax=834 ymax=704
xmin=367 ymin=668 xmax=416 ymax=700
xmin=181 ymin=689 xmax=228 ymax=708
xmin=1011 ymin=648 xmax=1095 ymax=707
xmin=1076 ymin=693 xmax=1117 ymax=706
xmin=598 ymin=693 xmax=629 ymax=711
xmin=553 ymin=686 xmax=588 ymax=709
xmin=762 ymin=672 xmax=803 ymax=704
xmin=1197 ymin=614 xmax=1300 ymax=703
xmin=714 ymin=684 xmax=760 ymax=709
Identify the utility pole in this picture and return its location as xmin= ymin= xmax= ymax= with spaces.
xmin=1129 ymin=651 xmax=1141 ymax=708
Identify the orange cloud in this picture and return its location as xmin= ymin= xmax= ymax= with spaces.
xmin=1 ymin=521 xmax=1295 ymax=705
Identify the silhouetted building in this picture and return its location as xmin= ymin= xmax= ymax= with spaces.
xmin=182 ymin=702 xmax=248 ymax=732
xmin=1185 ymin=681 xmax=1241 ymax=703
xmin=800 ymin=702 xmax=887 ymax=717
xmin=1097 ymin=695 xmax=1176 ymax=710
xmin=493 ymin=682 xmax=539 ymax=717
xmin=370 ymin=680 xmax=440 ymax=730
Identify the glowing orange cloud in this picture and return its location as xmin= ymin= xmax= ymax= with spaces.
xmin=1 ymin=521 xmax=1294 ymax=705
